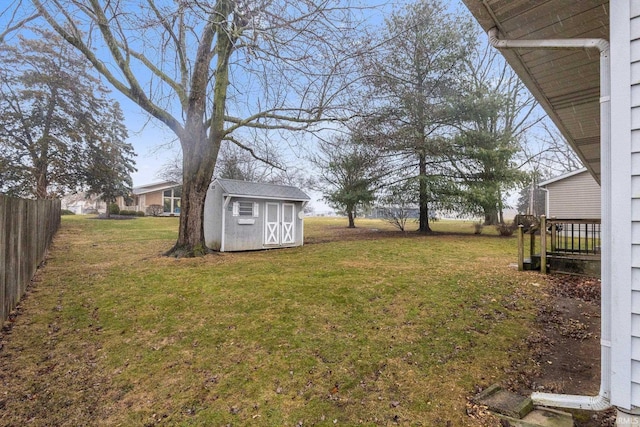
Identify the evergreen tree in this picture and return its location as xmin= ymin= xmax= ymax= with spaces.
xmin=359 ymin=0 xmax=475 ymax=232
xmin=0 ymin=30 xmax=133 ymax=199
xmin=85 ymin=102 xmax=136 ymax=218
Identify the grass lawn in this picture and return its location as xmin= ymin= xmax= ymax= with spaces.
xmin=0 ymin=215 xmax=543 ymax=426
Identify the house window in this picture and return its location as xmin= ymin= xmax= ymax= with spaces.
xmin=163 ymin=187 xmax=182 ymax=214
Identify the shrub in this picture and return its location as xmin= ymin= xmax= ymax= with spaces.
xmin=515 ymin=214 xmax=539 ymax=233
xmin=108 ymin=203 xmax=120 ymax=215
xmin=495 ymin=221 xmax=517 ymax=237
xmin=136 ymin=211 xmax=145 ymax=217
xmin=119 ymin=210 xmax=137 ymax=216
xmin=146 ymin=204 xmax=164 ymax=217
xmin=61 ymin=209 xmax=76 ymax=215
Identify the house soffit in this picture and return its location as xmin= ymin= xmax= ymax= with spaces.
xmin=461 ymin=0 xmax=609 ymax=183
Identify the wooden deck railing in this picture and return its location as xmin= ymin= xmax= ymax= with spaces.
xmin=517 ymin=216 xmax=601 ymax=274
xmin=547 ymin=218 xmax=601 ymax=255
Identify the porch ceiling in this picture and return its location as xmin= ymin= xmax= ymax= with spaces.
xmin=461 ymin=0 xmax=609 ymax=183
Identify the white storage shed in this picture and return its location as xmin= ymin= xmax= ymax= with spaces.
xmin=203 ymin=178 xmax=310 ymax=252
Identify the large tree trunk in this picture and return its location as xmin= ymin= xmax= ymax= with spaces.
xmin=166 ymin=4 xmax=231 ymax=258
xmin=166 ymin=128 xmax=221 ymax=257
xmin=417 ymin=153 xmax=431 ymax=233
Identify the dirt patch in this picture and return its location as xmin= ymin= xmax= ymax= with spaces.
xmin=506 ymin=274 xmax=616 ymax=426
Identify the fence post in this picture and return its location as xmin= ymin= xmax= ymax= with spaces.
xmin=540 ymin=215 xmax=547 ymax=274
xmin=0 ymin=196 xmax=6 ymax=323
xmin=518 ymin=224 xmax=524 ymax=271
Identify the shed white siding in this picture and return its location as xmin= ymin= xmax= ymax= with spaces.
xmin=542 ymin=170 xmax=601 ymax=219
xmin=203 ymin=183 xmax=224 ymax=251
xmin=628 ymin=1 xmax=640 ymax=409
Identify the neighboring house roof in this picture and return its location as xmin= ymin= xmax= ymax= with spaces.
xmin=461 ymin=0 xmax=607 ymax=183
xmin=132 ymin=181 xmax=180 ymax=195
xmin=538 ymin=168 xmax=591 ymax=187
xmin=213 ymin=178 xmax=310 ymax=202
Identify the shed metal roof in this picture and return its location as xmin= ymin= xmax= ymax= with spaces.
xmin=461 ymin=0 xmax=609 ymax=183
xmin=214 ymin=178 xmax=310 ymax=202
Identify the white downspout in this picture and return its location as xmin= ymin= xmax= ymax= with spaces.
xmin=537 ymin=186 xmax=550 ymax=218
xmin=488 ymin=27 xmax=611 ymax=412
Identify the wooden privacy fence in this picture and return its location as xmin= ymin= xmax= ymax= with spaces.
xmin=0 ymin=195 xmax=61 ymax=324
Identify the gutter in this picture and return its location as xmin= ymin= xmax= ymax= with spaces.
xmin=538 ymin=187 xmax=549 ymax=218
xmin=487 ymin=27 xmax=611 ymax=412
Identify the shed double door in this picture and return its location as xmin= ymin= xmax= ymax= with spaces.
xmin=265 ymin=203 xmax=295 ymax=245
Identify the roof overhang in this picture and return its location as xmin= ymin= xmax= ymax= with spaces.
xmin=538 ymin=167 xmax=589 ymax=187
xmin=222 ymin=193 xmax=310 ymax=203
xmin=461 ymin=0 xmax=609 ymax=183
xmin=132 ymin=181 xmax=180 ymax=195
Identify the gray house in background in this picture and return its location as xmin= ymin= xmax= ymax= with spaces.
xmin=539 ymin=168 xmax=601 ymax=219
xmin=204 ymin=178 xmax=310 ymax=252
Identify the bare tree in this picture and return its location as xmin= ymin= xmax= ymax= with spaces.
xmin=378 ymin=180 xmax=418 ymax=232
xmin=519 ymin=119 xmax=583 ymax=179
xmin=156 ymin=142 xmax=310 ymax=188
xmin=31 ymin=0 xmax=374 ymax=256
xmin=0 ymin=0 xmax=39 ymax=43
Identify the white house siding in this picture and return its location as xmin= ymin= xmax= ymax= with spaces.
xmin=544 ymin=171 xmax=601 ymax=219
xmin=612 ymin=0 xmax=637 ymax=409
xmin=630 ymin=1 xmax=640 ymax=408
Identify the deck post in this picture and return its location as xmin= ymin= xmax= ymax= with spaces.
xmin=540 ymin=215 xmax=547 ymax=274
xmin=518 ymin=225 xmax=524 ymax=271
xmin=529 ymin=225 xmax=535 ymax=261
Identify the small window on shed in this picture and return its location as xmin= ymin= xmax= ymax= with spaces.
xmin=238 ymin=201 xmax=253 ymax=216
